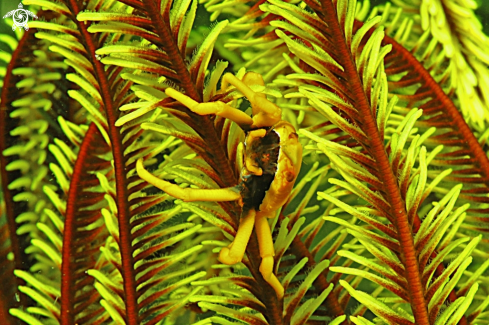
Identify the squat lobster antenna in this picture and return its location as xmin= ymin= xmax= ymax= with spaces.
xmin=136 ymin=159 xmax=241 ymax=202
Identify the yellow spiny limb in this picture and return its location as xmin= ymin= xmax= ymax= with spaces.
xmin=165 ymin=88 xmax=253 ymax=127
xmin=221 ymin=72 xmax=281 ymax=128
xmin=256 ymin=211 xmax=284 ymax=299
xmin=219 ymin=209 xmax=256 ymax=265
xmin=222 ymin=72 xmax=263 ymax=100
xmin=136 ymin=159 xmax=241 ymax=202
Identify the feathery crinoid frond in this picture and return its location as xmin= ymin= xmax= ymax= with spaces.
xmin=372 ymin=0 xmax=489 ymax=131
xmin=232 ymin=0 xmax=489 ymax=324
xmin=73 ymin=0 xmax=351 ymax=322
xmin=4 ymin=0 xmax=228 ymax=323
xmin=0 ymin=14 xmax=79 ymax=321
xmin=9 ymin=122 xmax=111 ymax=325
xmin=0 ymin=30 xmax=31 ymax=323
xmin=357 ymin=0 xmax=489 ymax=234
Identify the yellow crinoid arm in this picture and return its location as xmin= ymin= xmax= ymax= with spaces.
xmin=221 ymin=72 xmax=281 ymax=128
xmin=219 ymin=209 xmax=256 ymax=265
xmin=136 ymin=159 xmax=241 ymax=202
xmin=165 ymin=88 xmax=253 ymax=127
xmin=255 ymin=211 xmax=284 ymax=299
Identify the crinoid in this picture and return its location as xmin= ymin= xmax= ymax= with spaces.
xmin=1 ymin=0 xmax=489 ymax=324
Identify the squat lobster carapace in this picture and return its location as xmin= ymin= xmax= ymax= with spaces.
xmin=136 ymin=71 xmax=302 ymax=299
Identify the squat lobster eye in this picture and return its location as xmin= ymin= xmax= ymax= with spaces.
xmin=137 ymin=71 xmax=302 ymax=299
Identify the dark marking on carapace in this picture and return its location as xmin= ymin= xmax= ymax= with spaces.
xmin=240 ymin=129 xmax=280 ymax=212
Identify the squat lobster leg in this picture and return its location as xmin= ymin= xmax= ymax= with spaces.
xmin=255 ymin=211 xmax=284 ymax=299
xmin=219 ymin=209 xmax=256 ymax=265
xmin=165 ymin=87 xmax=253 ymax=128
xmin=136 ymin=159 xmax=241 ymax=202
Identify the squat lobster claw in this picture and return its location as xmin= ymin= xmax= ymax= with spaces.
xmin=137 ymin=71 xmax=302 ymax=299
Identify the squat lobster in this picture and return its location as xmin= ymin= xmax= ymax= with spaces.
xmin=136 ymin=71 xmax=302 ymax=298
